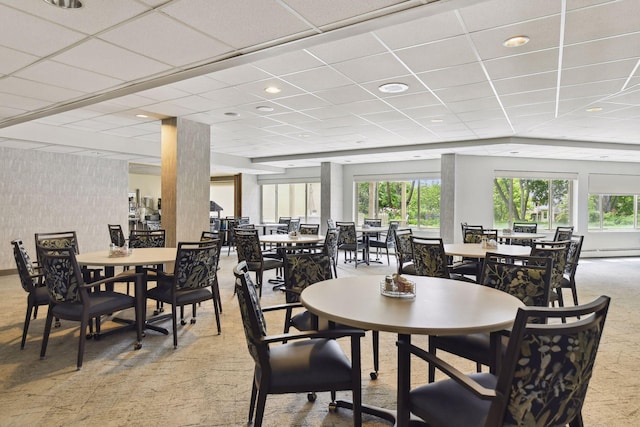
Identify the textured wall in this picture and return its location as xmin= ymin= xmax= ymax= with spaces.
xmin=0 ymin=147 xmax=129 ymax=270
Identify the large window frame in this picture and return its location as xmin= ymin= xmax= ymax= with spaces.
xmin=354 ymin=175 xmax=441 ymax=229
xmin=588 ymin=174 xmax=640 ymax=231
xmin=261 ymin=182 xmax=320 ymax=224
xmin=493 ymin=173 xmax=575 ymax=231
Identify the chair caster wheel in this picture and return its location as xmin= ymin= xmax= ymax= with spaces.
xmin=142 ymin=332 xmax=146 ymax=338
xmin=134 ymin=342 xmax=142 ymax=350
xmin=307 ymin=392 xmax=317 ymax=402
xmin=370 ymin=371 xmax=378 ymax=380
xmin=328 ymin=402 xmax=337 ymax=412
xmin=54 ymin=321 xmax=61 ymax=328
xmin=190 ymin=318 xmax=196 ymax=324
xmin=181 ymin=320 xmax=187 ymax=326
xmin=86 ymin=333 xmax=93 ymax=339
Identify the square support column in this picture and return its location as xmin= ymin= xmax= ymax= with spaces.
xmin=321 ymin=162 xmax=343 ymax=234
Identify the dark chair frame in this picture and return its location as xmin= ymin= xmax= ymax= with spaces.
xmin=335 ymin=222 xmax=367 ymax=267
xmin=394 ymin=228 xmax=415 ymax=275
xmin=369 ymin=221 xmax=399 ymax=265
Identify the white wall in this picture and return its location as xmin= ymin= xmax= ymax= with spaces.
xmin=1 ymin=147 xmax=129 ymax=270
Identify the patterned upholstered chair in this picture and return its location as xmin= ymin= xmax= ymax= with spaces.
xmin=394 ymin=228 xmax=415 ymax=275
xmin=369 ymin=221 xmax=399 ymax=265
xmin=335 ymin=222 xmax=366 ymax=267
xmin=37 ymin=246 xmax=143 ymax=369
xmin=128 ymin=229 xmax=165 ymax=248
xmin=108 ymin=224 xmax=126 ymax=247
xmin=235 ymin=227 xmax=282 ymax=296
xmin=400 ymin=296 xmax=610 ymax=427
xmin=531 ymin=240 xmax=570 ymax=307
xmin=323 ymin=228 xmax=339 ymax=277
xmin=553 ymin=225 xmax=574 ymax=241
xmin=559 ymin=234 xmax=584 ymax=307
xmin=428 ymin=253 xmax=553 ymax=382
xmin=511 ymin=222 xmax=538 ymax=246
xmin=299 ymin=223 xmax=320 ymax=235
xmin=411 ymin=236 xmax=475 ymax=283
xmin=449 ymin=226 xmax=487 ymax=279
xmin=12 ymin=239 xmax=58 ymax=349
xmin=35 ymin=230 xmax=103 ymax=283
xmin=145 ymin=239 xmax=222 ymax=348
xmin=233 ymin=261 xmax=363 ymax=427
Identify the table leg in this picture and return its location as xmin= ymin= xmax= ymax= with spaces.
xmin=397 ymin=333 xmax=411 ymax=427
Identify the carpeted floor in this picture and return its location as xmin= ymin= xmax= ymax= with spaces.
xmin=0 ymin=252 xmax=638 ymax=426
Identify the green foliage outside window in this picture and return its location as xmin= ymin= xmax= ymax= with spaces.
xmin=588 ymin=194 xmax=636 ymax=230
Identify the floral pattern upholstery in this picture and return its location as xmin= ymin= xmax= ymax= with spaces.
xmin=531 ymin=243 xmax=568 ymax=290
xmin=463 ymin=228 xmax=484 ymax=243
xmin=513 ymin=223 xmax=537 ymax=233
xmin=128 ymin=230 xmax=165 ymax=248
xmin=174 ymin=243 xmax=220 ymax=290
xmin=299 ymin=224 xmax=319 ymax=235
xmin=234 ymin=264 xmax=267 ymax=365
xmin=501 ymin=309 xmax=607 ymax=426
xmin=480 ymin=255 xmax=551 ymax=307
xmin=411 ymin=238 xmax=449 ymax=279
xmin=554 ymin=226 xmax=574 ymax=242
xmin=108 ymin=225 xmax=126 ymax=246
xmin=234 ymin=229 xmax=262 ymax=264
xmin=336 ymin=222 xmax=357 ymax=247
xmin=39 ymin=249 xmax=81 ymax=303
xmin=36 ymin=234 xmax=78 ymax=254
xmin=12 ymin=240 xmax=38 ymax=291
xmin=283 ymin=253 xmax=332 ymax=303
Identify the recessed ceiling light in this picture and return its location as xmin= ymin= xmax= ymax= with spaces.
xmin=256 ymin=106 xmax=274 ymax=112
xmin=431 ymin=119 xmax=444 ymax=123
xmin=43 ymin=0 xmax=82 ymax=8
xmin=378 ymin=82 xmax=409 ymax=94
xmin=224 ymin=112 xmax=239 ymax=117
xmin=136 ymin=114 xmax=148 ymax=118
xmin=586 ymin=107 xmax=603 ymax=112
xmin=503 ymin=35 xmax=530 ymax=47
xmin=264 ymin=86 xmax=281 ymax=94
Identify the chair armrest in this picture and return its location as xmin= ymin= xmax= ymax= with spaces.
xmin=398 ymin=340 xmax=497 ymax=400
xmin=262 ymin=328 xmax=365 ymax=345
xmin=81 ymin=272 xmax=143 ymax=289
xmin=261 ymin=302 xmax=303 ymax=313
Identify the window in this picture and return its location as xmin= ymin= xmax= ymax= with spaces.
xmin=355 ymin=179 xmax=441 ymax=228
xmin=588 ymin=194 xmax=637 ymax=230
xmin=493 ymin=177 xmax=573 ymax=230
xmin=261 ymin=182 xmax=320 ymax=223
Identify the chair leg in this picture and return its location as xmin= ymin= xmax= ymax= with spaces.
xmin=371 ymin=330 xmax=379 ymax=380
xmin=248 ymin=380 xmax=258 ymax=424
xmin=212 ymin=295 xmax=221 ymax=335
xmin=569 ymin=412 xmax=585 ymax=427
xmin=22 ymin=303 xmax=34 ymax=349
xmin=40 ymin=310 xmax=54 ymax=360
xmin=428 ymin=337 xmax=436 ymax=383
xmin=77 ymin=317 xmax=88 ymax=369
xmin=254 ymin=387 xmax=268 ymax=427
xmin=172 ymin=304 xmax=178 ymax=349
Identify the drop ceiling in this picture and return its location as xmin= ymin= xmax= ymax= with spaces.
xmin=0 ymin=0 xmax=639 ymax=174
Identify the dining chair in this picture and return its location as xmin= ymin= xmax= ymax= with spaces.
xmin=117 ymin=229 xmax=166 ymax=304
xmin=107 ymin=224 xmax=126 ymax=247
xmin=11 ymin=239 xmax=58 ymax=349
xmin=323 ymin=228 xmax=339 ymax=278
xmin=144 ymin=239 xmax=222 ymax=348
xmin=449 ymin=227 xmax=494 ymax=279
xmin=553 ymin=225 xmax=574 ymax=241
xmin=335 ymin=221 xmax=366 ymax=267
xmin=201 ymin=231 xmax=222 ymax=312
xmin=368 ymin=221 xmax=399 ymax=265
xmin=299 ymin=223 xmax=320 ymax=235
xmin=530 ymin=240 xmax=570 ymax=308
xmin=35 ymin=230 xmax=103 ymax=283
xmin=394 ymin=228 xmax=415 ymax=275
xmin=410 ymin=236 xmax=475 ymax=283
xmin=400 ymin=296 xmax=610 ymax=427
xmin=510 ymin=222 xmax=538 ymax=246
xmin=234 ymin=227 xmax=282 ymax=296
xmin=233 ymin=261 xmax=363 ymax=427
xmin=428 ymin=252 xmax=553 ymax=382
xmin=280 ymin=251 xmax=381 ymax=380
xmin=275 ymin=216 xmax=292 ymax=234
xmin=558 ymin=234 xmax=584 ymax=307
xmin=37 ymin=245 xmax=143 ymax=369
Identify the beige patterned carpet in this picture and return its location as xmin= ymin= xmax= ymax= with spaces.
xmin=0 ymin=253 xmax=638 ymax=426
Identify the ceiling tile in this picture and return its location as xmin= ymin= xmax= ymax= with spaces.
xmin=561 ymin=59 xmax=638 ymax=86
xmin=332 ymin=53 xmax=409 ymax=84
xmin=281 ymin=67 xmax=353 ymax=92
xmin=0 ymin=77 xmax=85 ymax=102
xmin=395 ymin=35 xmax=478 ymax=73
xmin=282 ymin=0 xmax=408 ymax=27
xmin=434 ymin=81 xmax=495 ymax=103
xmin=99 ymin=12 xmax=233 ymax=67
xmin=315 ymin=85 xmax=376 ymax=105
xmin=306 ymin=32 xmax=387 ymax=64
xmin=375 ymin=10 xmax=464 ymax=49
xmin=459 ymin=0 xmax=561 ymax=32
xmin=253 ymin=50 xmax=324 ymax=76
xmin=53 ymin=39 xmax=172 ymax=81
xmin=493 ymin=71 xmax=557 ymax=95
xmin=417 ymin=62 xmax=487 ymax=90
xmin=562 ymin=33 xmax=640 ymax=69
xmin=0 ymin=45 xmax=38 ymax=74
xmin=484 ymin=49 xmax=560 ymax=79
xmin=15 ymin=60 xmax=123 ymax=93
xmin=564 ymin=0 xmax=640 ymax=44
xmin=270 ymin=93 xmax=330 ymax=111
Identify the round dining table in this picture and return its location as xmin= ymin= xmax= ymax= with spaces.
xmin=301 ymin=275 xmax=523 ymax=427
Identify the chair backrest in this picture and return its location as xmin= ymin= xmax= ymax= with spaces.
xmin=282 ymin=252 xmax=333 ymax=303
xmin=487 ymin=296 xmax=610 ymax=426
xmin=11 ymin=239 xmax=38 ymax=293
xmin=530 ymin=240 xmax=570 ymax=290
xmin=335 ymin=221 xmax=357 ymax=245
xmin=463 ymin=227 xmax=485 ymax=243
xmin=288 ymin=218 xmax=300 ymax=232
xmin=210 ymin=217 xmax=221 ymax=231
xmin=512 ymin=222 xmax=537 ymax=233
xmin=35 ymin=231 xmax=80 ymax=267
xmin=480 ymin=253 xmax=553 ymax=308
xmin=234 ymin=228 xmax=263 ymax=263
xmin=129 ymin=229 xmax=166 ymax=248
xmin=108 ymin=224 xmax=126 ymax=246
xmin=174 ymin=240 xmax=221 ymax=290
xmin=238 ymin=216 xmax=250 ymax=225
xmin=323 ymin=228 xmax=339 ymax=260
xmin=385 ymin=221 xmax=400 ymax=245
xmin=299 ymin=224 xmax=320 ymax=235
xmin=483 ymin=229 xmax=498 ymax=241
xmin=37 ymin=246 xmax=84 ymax=303
xmin=234 ymin=261 xmax=269 ymax=366
xmin=411 ymin=236 xmax=449 ymax=279
xmin=364 ymin=218 xmax=382 ymax=227
xmin=461 ymin=223 xmax=483 ymax=240
xmin=566 ymin=234 xmax=584 ymax=276
xmin=327 ymin=218 xmax=336 ymax=229
xmin=553 ymin=226 xmax=574 ymax=241
xmin=201 ymin=230 xmax=219 ymax=240
xmin=394 ymin=228 xmax=414 ymax=266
